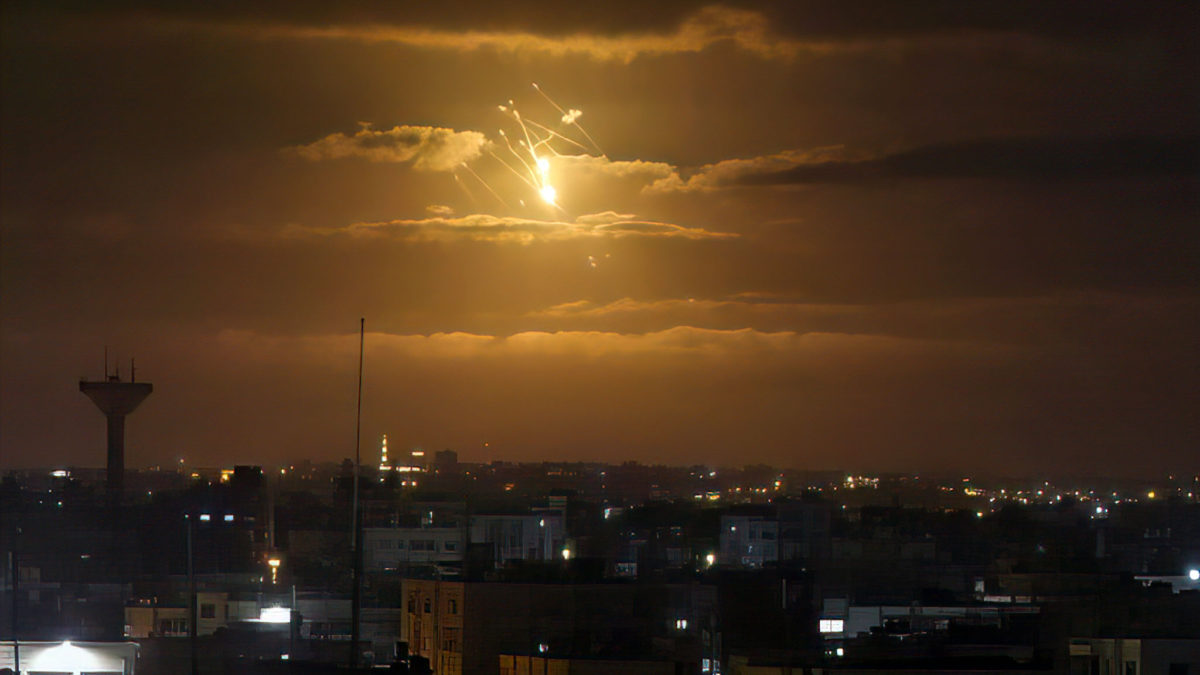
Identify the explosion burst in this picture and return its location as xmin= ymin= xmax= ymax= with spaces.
xmin=473 ymin=83 xmax=603 ymax=212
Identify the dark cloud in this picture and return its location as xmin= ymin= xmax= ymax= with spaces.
xmin=10 ymin=0 xmax=1196 ymax=42
xmin=738 ymin=137 xmax=1200 ymax=186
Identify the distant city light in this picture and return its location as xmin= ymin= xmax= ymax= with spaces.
xmin=538 ymin=643 xmax=549 ymax=654
xmin=705 ymin=553 xmax=716 ymax=567
xmin=50 ymin=469 xmax=68 ymax=478
xmin=561 ymin=548 xmax=572 ymax=560
xmin=1189 ymin=569 xmax=1199 ymax=581
xmin=199 ymin=514 xmax=211 ymax=522
xmin=675 ymin=618 xmax=688 ymax=630
xmin=224 ymin=514 xmax=235 ymax=522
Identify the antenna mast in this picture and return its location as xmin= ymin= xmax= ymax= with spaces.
xmin=350 ymin=318 xmax=365 ymax=668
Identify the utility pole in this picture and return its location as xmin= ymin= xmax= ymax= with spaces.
xmin=10 ymin=526 xmax=20 ymax=675
xmin=350 ymin=318 xmax=365 ymax=669
xmin=290 ymin=584 xmax=297 ymax=658
xmin=188 ymin=514 xmax=198 ymax=675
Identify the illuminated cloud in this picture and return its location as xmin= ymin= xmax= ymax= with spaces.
xmin=289 ymin=125 xmax=488 ymax=171
xmin=553 ymin=155 xmax=676 ymax=181
xmin=737 ymin=136 xmax=1200 ymax=184
xmin=649 ymin=137 xmax=1200 ymax=192
xmin=119 ymin=6 xmax=1120 ymax=66
xmin=142 ymin=7 xmax=825 ymax=64
xmin=646 ymin=147 xmax=863 ymax=193
xmin=215 ymin=325 xmax=964 ymax=363
xmin=526 ymin=293 xmax=1200 ymax=347
xmin=285 ymin=213 xmax=735 ymax=244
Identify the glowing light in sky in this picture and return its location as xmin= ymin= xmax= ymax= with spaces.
xmin=465 ymin=83 xmax=600 ymax=212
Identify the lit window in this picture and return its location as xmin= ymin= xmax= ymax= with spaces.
xmin=819 ymin=619 xmax=844 ymax=633
xmin=675 ymin=618 xmax=688 ymax=630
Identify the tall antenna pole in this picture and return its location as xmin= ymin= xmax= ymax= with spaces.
xmin=188 ymin=514 xmax=197 ymax=675
xmin=350 ymin=318 xmax=365 ymax=668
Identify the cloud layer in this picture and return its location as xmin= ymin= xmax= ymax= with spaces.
xmin=290 ymin=125 xmax=488 ymax=171
xmin=281 ymin=212 xmax=736 ymax=243
xmin=131 ymin=7 xmax=846 ymax=64
xmin=655 ymin=137 xmax=1200 ymax=191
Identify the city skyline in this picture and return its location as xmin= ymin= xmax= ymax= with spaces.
xmin=2 ymin=1 xmax=1197 ymax=476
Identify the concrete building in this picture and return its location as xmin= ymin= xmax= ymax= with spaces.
xmin=402 ymin=578 xmax=719 ymax=675
xmin=720 ymin=515 xmax=778 ymax=568
xmin=816 ymin=600 xmax=1040 ymax=646
xmin=469 ymin=513 xmax=566 ymax=566
xmin=499 ymin=653 xmax=676 ymax=675
xmin=1 ymin=640 xmax=139 ymax=674
xmin=364 ymin=526 xmax=466 ymax=571
xmin=1068 ymin=638 xmax=1200 ymax=675
xmin=720 ymin=503 xmax=831 ymax=569
xmin=124 ymin=592 xmax=269 ymax=637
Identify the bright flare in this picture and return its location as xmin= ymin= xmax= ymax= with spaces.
xmin=539 ymin=184 xmax=557 ymax=204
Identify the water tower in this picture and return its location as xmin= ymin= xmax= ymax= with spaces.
xmin=79 ymin=358 xmax=152 ymax=498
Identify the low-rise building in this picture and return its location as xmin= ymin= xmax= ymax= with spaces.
xmin=402 ymin=578 xmax=719 ymax=675
xmin=1069 ymin=638 xmax=1200 ymax=675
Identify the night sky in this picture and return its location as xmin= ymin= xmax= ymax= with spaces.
xmin=2 ymin=1 xmax=1197 ymax=476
